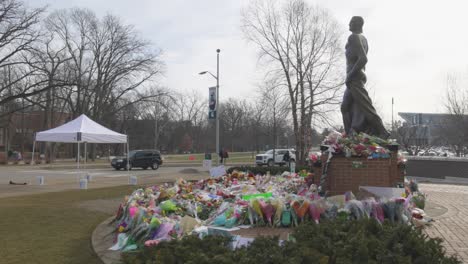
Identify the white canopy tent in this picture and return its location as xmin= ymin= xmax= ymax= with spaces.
xmin=32 ymin=114 xmax=129 ymax=171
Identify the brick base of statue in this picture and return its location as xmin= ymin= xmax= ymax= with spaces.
xmin=312 ymin=148 xmax=405 ymax=196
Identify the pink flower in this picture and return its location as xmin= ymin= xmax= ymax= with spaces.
xmin=129 ymin=206 xmax=138 ymax=218
xmin=308 ymin=203 xmax=322 ymax=224
xmin=144 ymin=240 xmax=160 ymax=247
xmin=310 ymin=154 xmax=318 ymax=162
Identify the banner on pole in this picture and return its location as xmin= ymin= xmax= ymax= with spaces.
xmin=208 ymin=87 xmax=217 ymax=119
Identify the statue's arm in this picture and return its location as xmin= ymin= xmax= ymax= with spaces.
xmin=346 ymin=34 xmax=368 ymax=83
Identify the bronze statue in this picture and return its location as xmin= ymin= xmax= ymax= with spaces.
xmin=341 ymin=16 xmax=389 ymax=138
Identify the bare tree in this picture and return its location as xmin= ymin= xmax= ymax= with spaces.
xmin=88 ymin=14 xmax=164 ymax=120
xmin=247 ymin=101 xmax=266 ymax=152
xmin=392 ymin=120 xmax=427 ymax=155
xmin=257 ymin=77 xmax=289 ymax=160
xmin=174 ymin=89 xmax=207 ymax=151
xmin=221 ymin=98 xmax=250 ymax=152
xmin=25 ymin=33 xmax=72 ymax=123
xmin=173 ymin=89 xmax=206 ymax=127
xmin=0 ymin=0 xmax=47 ymax=108
xmin=45 ymin=8 xmax=164 ymax=121
xmin=37 ymin=8 xmax=165 ymax=159
xmin=135 ymin=88 xmax=176 ymax=150
xmin=440 ymin=74 xmax=468 ymax=155
xmin=43 ymin=8 xmax=96 ymax=118
xmin=241 ymin=0 xmax=343 ymax=164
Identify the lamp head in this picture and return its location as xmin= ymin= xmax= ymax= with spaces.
xmin=199 ymin=71 xmax=208 ymax=75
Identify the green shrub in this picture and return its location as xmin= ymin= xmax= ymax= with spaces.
xmin=122 ymin=235 xmax=235 ymax=264
xmin=122 ymin=219 xmax=461 ymax=264
xmin=226 ymin=165 xmax=312 ymax=175
xmin=290 ymin=219 xmax=460 ymax=264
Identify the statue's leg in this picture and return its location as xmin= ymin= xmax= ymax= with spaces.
xmin=341 ymin=88 xmax=353 ymax=135
xmin=352 ymin=103 xmax=366 ymax=133
xmin=347 ymin=80 xmax=390 ymax=138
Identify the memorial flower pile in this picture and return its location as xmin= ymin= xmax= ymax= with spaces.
xmin=323 ymin=131 xmax=393 ymax=158
xmin=110 ymin=171 xmax=430 ymax=252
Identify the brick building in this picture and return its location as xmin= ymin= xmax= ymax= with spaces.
xmin=0 ymin=111 xmax=71 ymax=155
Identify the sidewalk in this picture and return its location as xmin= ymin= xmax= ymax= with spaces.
xmin=420 ymin=183 xmax=468 ymax=262
xmin=407 ymin=175 xmax=468 ymax=185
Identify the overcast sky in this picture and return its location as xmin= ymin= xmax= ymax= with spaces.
xmin=27 ymin=0 xmax=468 ymax=125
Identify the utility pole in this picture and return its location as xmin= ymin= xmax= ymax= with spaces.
xmin=199 ymin=49 xmax=221 ymax=165
xmin=391 ymin=97 xmax=394 ymax=134
xmin=216 ymin=49 xmax=220 ymax=165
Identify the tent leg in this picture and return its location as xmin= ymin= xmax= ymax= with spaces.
xmin=78 ymin=142 xmax=80 ymax=170
xmin=31 ymin=140 xmax=36 ymax=166
xmin=84 ymin=142 xmax=87 ymax=172
xmin=126 ymin=142 xmax=130 ymax=185
xmin=126 ymin=142 xmax=130 ymax=171
xmin=77 ymin=142 xmax=80 ymax=182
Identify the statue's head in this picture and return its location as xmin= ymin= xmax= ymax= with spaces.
xmin=349 ymin=16 xmax=364 ymax=33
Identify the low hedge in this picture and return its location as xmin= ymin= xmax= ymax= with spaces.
xmin=226 ymin=165 xmax=312 ymax=175
xmin=122 ymin=219 xmax=460 ymax=264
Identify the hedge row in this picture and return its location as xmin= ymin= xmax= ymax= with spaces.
xmin=122 ymin=219 xmax=460 ymax=264
xmin=226 ymin=166 xmax=312 ymax=175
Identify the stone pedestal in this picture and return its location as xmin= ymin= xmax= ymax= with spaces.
xmin=314 ymin=149 xmax=404 ymax=196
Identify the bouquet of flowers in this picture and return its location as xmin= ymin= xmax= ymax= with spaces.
xmin=323 ymin=131 xmax=392 ymax=158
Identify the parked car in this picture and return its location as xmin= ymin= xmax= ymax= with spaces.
xmin=111 ymin=150 xmax=163 ymax=170
xmin=255 ymin=149 xmax=296 ymax=166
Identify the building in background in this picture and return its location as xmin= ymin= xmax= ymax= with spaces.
xmin=398 ymin=112 xmax=451 ymax=146
xmin=0 ymin=111 xmax=71 ymax=157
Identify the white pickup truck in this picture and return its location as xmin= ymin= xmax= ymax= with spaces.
xmin=255 ymin=149 xmax=296 ymax=166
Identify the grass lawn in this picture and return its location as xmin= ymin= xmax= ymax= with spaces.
xmin=0 ymin=185 xmax=139 ymax=264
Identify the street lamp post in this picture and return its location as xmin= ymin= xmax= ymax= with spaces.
xmin=199 ymin=49 xmax=221 ymax=165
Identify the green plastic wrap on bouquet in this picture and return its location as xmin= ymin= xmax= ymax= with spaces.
xmin=160 ymin=200 xmax=177 ymax=212
xmin=281 ymin=208 xmax=292 ymax=227
xmin=242 ymin=192 xmax=272 ymax=200
xmin=249 ymin=198 xmax=265 ymax=225
xmin=150 ymin=216 xmax=161 ymax=229
xmin=412 ymin=193 xmax=426 ymax=209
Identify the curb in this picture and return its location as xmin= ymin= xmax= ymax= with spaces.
xmin=92 ymin=217 xmax=122 ymax=264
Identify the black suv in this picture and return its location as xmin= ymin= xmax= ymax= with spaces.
xmin=111 ymin=150 xmax=163 ymax=170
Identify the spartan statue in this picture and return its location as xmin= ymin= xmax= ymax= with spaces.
xmin=341 ymin=16 xmax=389 ymax=138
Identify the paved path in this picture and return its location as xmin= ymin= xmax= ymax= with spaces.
xmin=420 ymin=183 xmax=468 ymax=263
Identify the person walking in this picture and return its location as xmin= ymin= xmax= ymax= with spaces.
xmin=283 ymin=150 xmax=291 ymax=168
xmin=219 ymin=148 xmax=224 ymax=164
xmin=222 ymin=149 xmax=229 ymax=165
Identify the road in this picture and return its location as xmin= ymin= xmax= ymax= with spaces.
xmin=0 ymin=165 xmax=210 ymax=198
